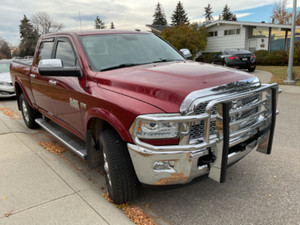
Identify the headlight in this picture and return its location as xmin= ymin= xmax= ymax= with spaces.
xmin=137 ymin=121 xmax=180 ymax=139
xmin=0 ymin=81 xmax=12 ymax=86
xmin=130 ymin=114 xmax=182 ymax=140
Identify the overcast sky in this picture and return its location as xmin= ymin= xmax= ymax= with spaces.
xmin=0 ymin=0 xmax=299 ymax=46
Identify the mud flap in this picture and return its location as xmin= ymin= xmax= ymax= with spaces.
xmin=208 ymin=102 xmax=230 ymax=183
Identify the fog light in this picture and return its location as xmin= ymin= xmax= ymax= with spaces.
xmin=153 ymin=161 xmax=176 ymax=173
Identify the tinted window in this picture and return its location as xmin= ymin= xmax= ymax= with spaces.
xmin=55 ymin=40 xmax=76 ymax=67
xmin=37 ymin=41 xmax=54 ymax=63
xmin=228 ymin=50 xmax=251 ymax=54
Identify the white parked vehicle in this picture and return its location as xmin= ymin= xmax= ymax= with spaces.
xmin=0 ymin=59 xmax=15 ymax=98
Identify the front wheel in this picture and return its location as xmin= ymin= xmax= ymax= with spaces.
xmin=100 ymin=129 xmax=138 ymax=204
xmin=19 ymin=93 xmax=40 ymax=129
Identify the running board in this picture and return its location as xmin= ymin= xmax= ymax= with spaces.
xmin=35 ymin=118 xmax=87 ymax=159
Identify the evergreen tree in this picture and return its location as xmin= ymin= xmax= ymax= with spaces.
xmin=171 ymin=1 xmax=189 ymax=26
xmin=204 ymin=4 xmax=213 ymax=22
xmin=152 ymin=3 xmax=167 ymax=25
xmin=222 ymin=4 xmax=237 ymax=21
xmin=19 ymin=15 xmax=39 ymax=57
xmin=94 ymin=16 xmax=105 ymax=29
xmin=110 ymin=22 xmax=115 ymax=29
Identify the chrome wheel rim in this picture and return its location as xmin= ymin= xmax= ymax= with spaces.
xmin=22 ymin=100 xmax=29 ymax=123
xmin=103 ymin=152 xmax=112 ymax=186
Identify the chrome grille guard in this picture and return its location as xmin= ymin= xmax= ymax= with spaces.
xmin=131 ymin=83 xmax=278 ymax=154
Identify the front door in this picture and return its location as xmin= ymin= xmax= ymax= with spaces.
xmin=46 ymin=37 xmax=85 ymax=137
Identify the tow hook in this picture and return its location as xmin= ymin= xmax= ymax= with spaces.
xmin=198 ymin=149 xmax=216 ymax=168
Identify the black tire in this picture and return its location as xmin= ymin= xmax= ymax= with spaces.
xmin=248 ymin=67 xmax=255 ymax=72
xmin=100 ymin=129 xmax=139 ymax=204
xmin=19 ymin=93 xmax=40 ymax=129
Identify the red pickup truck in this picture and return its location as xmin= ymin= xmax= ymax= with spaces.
xmin=10 ymin=30 xmax=278 ymax=204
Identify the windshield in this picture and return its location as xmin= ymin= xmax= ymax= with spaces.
xmin=79 ymin=33 xmax=185 ymax=71
xmin=0 ymin=62 xmax=10 ymax=73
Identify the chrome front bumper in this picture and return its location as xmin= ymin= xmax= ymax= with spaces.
xmin=0 ymin=85 xmax=15 ymax=98
xmin=128 ymin=138 xmax=259 ymax=185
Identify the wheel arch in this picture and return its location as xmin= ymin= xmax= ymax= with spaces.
xmin=85 ymin=108 xmax=133 ymax=144
xmin=14 ymin=82 xmax=24 ymax=109
xmin=13 ymin=80 xmax=34 ymax=111
xmin=84 ymin=112 xmax=133 ymax=170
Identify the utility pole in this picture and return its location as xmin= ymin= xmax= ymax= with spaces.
xmin=285 ymin=0 xmax=297 ymax=85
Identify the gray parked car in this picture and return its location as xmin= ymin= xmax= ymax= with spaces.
xmin=0 ymin=59 xmax=15 ymax=98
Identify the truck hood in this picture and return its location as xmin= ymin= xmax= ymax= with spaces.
xmin=94 ymin=61 xmax=257 ymax=113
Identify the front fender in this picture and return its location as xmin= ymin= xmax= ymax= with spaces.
xmin=85 ymin=107 xmax=133 ymax=143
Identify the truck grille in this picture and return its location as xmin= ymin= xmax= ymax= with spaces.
xmin=189 ymin=93 xmax=263 ymax=143
xmin=190 ymin=103 xmax=217 ymax=140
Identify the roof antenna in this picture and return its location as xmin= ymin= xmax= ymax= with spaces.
xmin=79 ymin=11 xmax=82 ymax=32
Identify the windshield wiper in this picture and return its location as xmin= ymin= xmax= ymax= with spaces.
xmin=101 ymin=63 xmax=142 ymax=72
xmin=151 ymin=58 xmax=180 ymax=63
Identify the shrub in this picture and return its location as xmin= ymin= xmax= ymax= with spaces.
xmin=254 ymin=50 xmax=288 ymax=66
xmin=269 ymin=50 xmax=288 ymax=66
xmin=254 ymin=50 xmax=270 ymax=65
xmin=196 ymin=52 xmax=220 ymax=63
xmin=293 ymin=41 xmax=300 ymax=65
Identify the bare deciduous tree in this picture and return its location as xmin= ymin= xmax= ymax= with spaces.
xmin=271 ymin=0 xmax=291 ymax=24
xmin=31 ymin=11 xmax=63 ymax=35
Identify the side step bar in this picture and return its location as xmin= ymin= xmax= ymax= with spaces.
xmin=35 ymin=118 xmax=87 ymax=159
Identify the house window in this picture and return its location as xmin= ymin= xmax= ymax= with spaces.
xmin=249 ymin=27 xmax=269 ymax=38
xmin=208 ymin=31 xmax=218 ymax=37
xmin=224 ymin=29 xmax=241 ymax=36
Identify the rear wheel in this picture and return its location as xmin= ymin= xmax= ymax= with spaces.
xmin=19 ymin=93 xmax=40 ymax=129
xmin=248 ymin=67 xmax=255 ymax=72
xmin=100 ymin=129 xmax=138 ymax=204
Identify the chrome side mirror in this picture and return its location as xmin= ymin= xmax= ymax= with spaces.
xmin=180 ymin=49 xmax=192 ymax=59
xmin=38 ymin=59 xmax=82 ymax=78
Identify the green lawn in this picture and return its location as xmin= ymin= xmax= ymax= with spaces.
xmin=256 ymin=66 xmax=300 ymax=85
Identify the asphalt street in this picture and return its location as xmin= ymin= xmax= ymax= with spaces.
xmin=0 ymin=70 xmax=299 ymax=225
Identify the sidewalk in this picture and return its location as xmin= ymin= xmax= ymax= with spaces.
xmin=0 ymin=105 xmax=133 ymax=225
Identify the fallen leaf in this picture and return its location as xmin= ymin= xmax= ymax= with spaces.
xmin=2 ymin=197 xmax=6 ymax=200
xmin=40 ymin=141 xmax=67 ymax=155
xmin=5 ymin=211 xmax=12 ymax=217
xmin=102 ymin=192 xmax=157 ymax=225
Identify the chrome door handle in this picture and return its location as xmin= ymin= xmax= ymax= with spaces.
xmin=49 ymin=80 xmax=57 ymax=85
xmin=30 ymin=74 xmax=36 ymax=78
